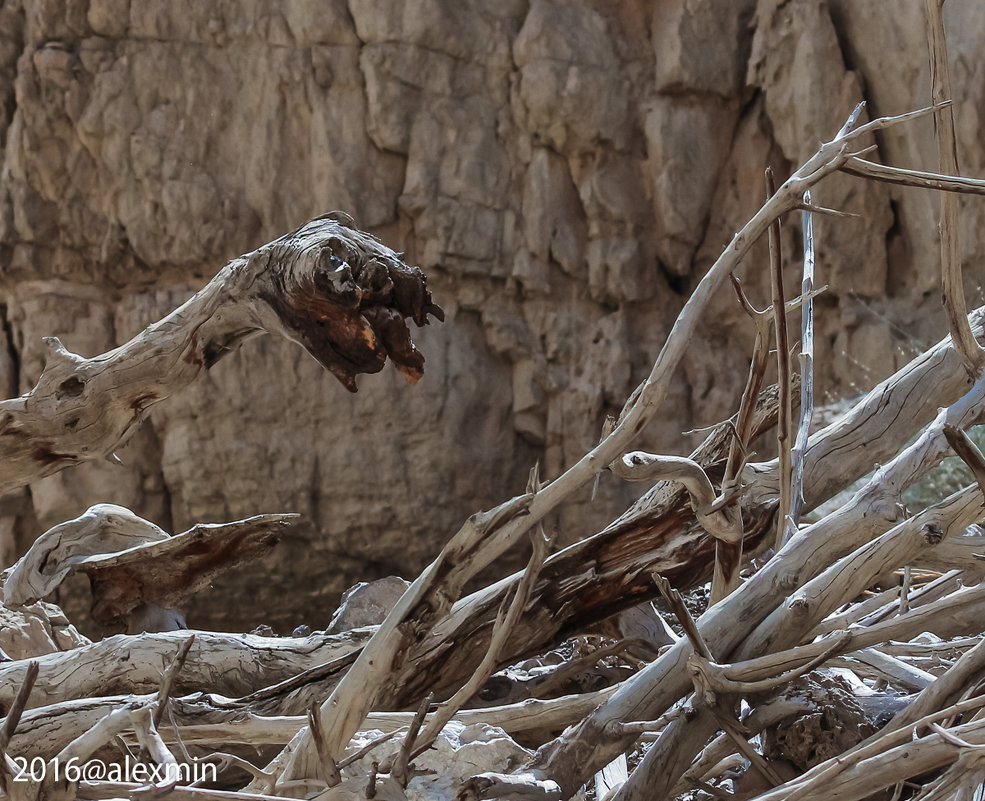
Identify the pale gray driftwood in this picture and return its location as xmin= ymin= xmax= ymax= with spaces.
xmin=0 ymin=628 xmax=373 ymax=711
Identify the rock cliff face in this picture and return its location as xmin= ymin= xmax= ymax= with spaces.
xmin=0 ymin=0 xmax=980 ymax=632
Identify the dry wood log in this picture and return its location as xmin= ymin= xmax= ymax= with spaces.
xmin=0 ymin=628 xmax=373 ymax=713
xmin=3 ymin=505 xmax=168 ymax=606
xmin=4 ymin=505 xmax=295 ymax=631
xmin=8 ymin=685 xmax=620 ymax=758
xmin=0 ymin=213 xmax=442 ymax=494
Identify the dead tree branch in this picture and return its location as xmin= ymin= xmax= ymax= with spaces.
xmin=0 ymin=214 xmax=443 ymax=494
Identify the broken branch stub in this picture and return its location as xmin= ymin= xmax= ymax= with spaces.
xmin=256 ymin=212 xmax=444 ymax=389
xmin=0 ymin=213 xmax=443 ymax=495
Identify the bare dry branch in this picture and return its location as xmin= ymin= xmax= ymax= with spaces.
xmin=153 ymin=635 xmax=194 ymax=730
xmin=308 ymin=702 xmax=341 ymax=788
xmin=766 ymin=167 xmax=793 ymax=552
xmin=390 ymin=692 xmax=431 ymax=788
xmin=687 ymin=631 xmax=848 ymax=696
xmin=944 ymin=424 xmax=985 ymax=501
xmin=789 ymin=192 xmax=815 ymax=531
xmin=924 ymin=0 xmax=985 ymax=376
xmin=0 ymin=215 xmax=443 ymax=495
xmin=0 ymin=660 xmax=38 ymax=791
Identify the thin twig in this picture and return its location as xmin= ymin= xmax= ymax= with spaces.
xmin=193 ymin=752 xmax=273 ymax=783
xmin=308 ymin=702 xmax=342 ymax=787
xmin=900 ymin=565 xmax=912 ymax=616
xmin=727 ymin=274 xmax=773 ymax=482
xmin=154 ymin=635 xmax=195 ymax=729
xmin=0 ymin=660 xmax=38 ymax=791
xmin=793 ymin=201 xmax=860 ymax=219
xmin=391 ymin=692 xmax=432 ymax=787
xmin=0 ymin=660 xmax=38 ymax=752
xmin=687 ymin=630 xmax=849 ymax=696
xmin=603 ymin=715 xmax=676 ymax=737
xmin=767 ymin=167 xmax=793 ymax=550
xmin=653 ymin=573 xmax=714 ymax=661
xmin=338 ymin=729 xmax=404 ymax=770
xmin=842 ymin=157 xmax=985 ymax=194
xmin=527 ymin=640 xmax=638 ymax=700
xmin=592 ymin=420 xmax=615 ymax=502
xmin=133 ymin=706 xmax=179 ymax=778
xmin=685 ymin=776 xmax=733 ymax=801
xmin=165 ymin=705 xmax=193 ymax=764
xmin=789 ymin=190 xmax=816 ymax=531
xmin=943 ymin=424 xmax=985 ymax=502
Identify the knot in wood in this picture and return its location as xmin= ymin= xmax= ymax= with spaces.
xmin=921 ymin=522 xmax=944 ymax=544
xmin=789 ymin=596 xmax=810 ymax=614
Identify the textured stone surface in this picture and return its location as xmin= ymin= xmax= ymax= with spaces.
xmin=327 ymin=575 xmax=410 ymax=633
xmin=0 ymin=0 xmax=975 ymax=632
xmin=0 ymin=599 xmax=89 ymax=659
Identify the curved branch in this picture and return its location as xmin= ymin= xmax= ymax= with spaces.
xmin=609 ymin=453 xmax=740 ymax=545
xmin=0 ymin=213 xmax=443 ymax=494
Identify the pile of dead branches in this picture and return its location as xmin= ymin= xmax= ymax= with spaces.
xmin=5 ymin=6 xmax=985 ymax=800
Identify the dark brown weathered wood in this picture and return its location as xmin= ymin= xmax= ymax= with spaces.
xmin=82 ymin=514 xmax=296 ymax=626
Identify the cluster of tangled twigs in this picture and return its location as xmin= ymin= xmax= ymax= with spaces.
xmin=4 ymin=4 xmax=985 ymax=800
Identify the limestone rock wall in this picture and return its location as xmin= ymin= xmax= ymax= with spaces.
xmin=0 ymin=0 xmax=980 ymax=632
